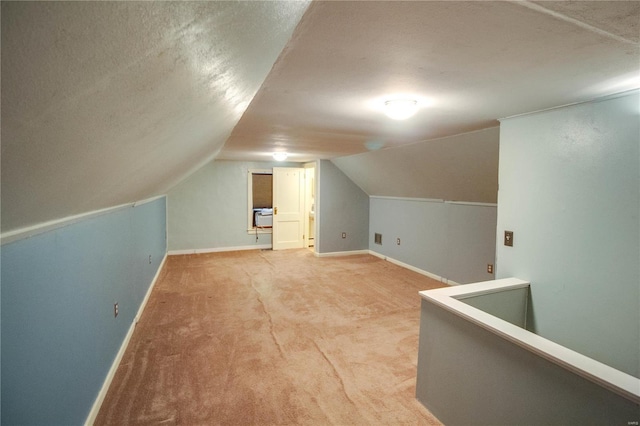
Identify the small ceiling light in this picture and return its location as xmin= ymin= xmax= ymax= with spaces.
xmin=273 ymin=152 xmax=288 ymax=161
xmin=384 ymin=99 xmax=418 ymax=120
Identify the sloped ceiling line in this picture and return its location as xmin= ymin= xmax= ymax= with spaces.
xmin=517 ymin=1 xmax=638 ymax=45
xmin=221 ymin=1 xmax=639 ymax=164
xmin=2 ymin=1 xmax=638 ymax=234
xmin=1 ymin=1 xmax=311 ymax=233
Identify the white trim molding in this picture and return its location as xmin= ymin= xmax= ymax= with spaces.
xmin=168 ymin=244 xmax=272 ymax=256
xmin=132 ymin=195 xmax=166 ymax=208
xmin=420 ymin=278 xmax=640 ymax=405
xmin=246 ymin=228 xmax=273 ymax=235
xmin=499 ymin=88 xmax=639 ymax=122
xmin=368 ymin=250 xmax=460 ymax=285
xmin=84 ymin=252 xmax=168 ymax=426
xmin=369 ymin=195 xmax=444 ymax=203
xmin=314 ymin=249 xmax=370 ymax=258
xmin=445 ymin=200 xmax=498 ymax=207
xmin=1 ymin=195 xmax=167 ymax=246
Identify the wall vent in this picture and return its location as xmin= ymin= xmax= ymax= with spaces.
xmin=374 ymin=233 xmax=382 ymax=245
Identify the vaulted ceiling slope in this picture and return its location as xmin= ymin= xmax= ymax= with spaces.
xmin=332 ymin=127 xmax=500 ymax=204
xmin=2 ymin=1 xmax=639 ymax=233
xmin=220 ymin=1 xmax=639 ymax=163
xmin=1 ymin=1 xmax=310 ymax=233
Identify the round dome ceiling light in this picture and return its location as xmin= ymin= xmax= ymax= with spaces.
xmin=273 ymin=152 xmax=288 ymax=161
xmin=384 ymin=99 xmax=418 ymax=120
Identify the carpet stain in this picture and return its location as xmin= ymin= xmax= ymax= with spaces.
xmin=95 ymin=249 xmax=445 ymax=425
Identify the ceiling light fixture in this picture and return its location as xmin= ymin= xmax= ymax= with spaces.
xmin=384 ymin=99 xmax=418 ymax=120
xmin=273 ymin=152 xmax=288 ymax=161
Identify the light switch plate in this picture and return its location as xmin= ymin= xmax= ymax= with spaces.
xmin=504 ymin=230 xmax=514 ymax=247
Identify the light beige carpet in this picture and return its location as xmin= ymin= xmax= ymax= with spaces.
xmin=95 ymin=249 xmax=445 ymax=425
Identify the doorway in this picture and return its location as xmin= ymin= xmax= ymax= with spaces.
xmin=271 ymin=164 xmax=316 ymax=251
xmin=304 ymin=166 xmax=315 ymax=249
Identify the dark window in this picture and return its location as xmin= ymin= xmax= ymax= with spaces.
xmin=252 ymin=173 xmax=272 ymax=209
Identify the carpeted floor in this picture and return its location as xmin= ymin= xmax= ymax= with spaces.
xmin=95 ymin=249 xmax=445 ymax=425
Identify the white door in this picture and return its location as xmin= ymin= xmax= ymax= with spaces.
xmin=273 ymin=167 xmax=305 ymax=250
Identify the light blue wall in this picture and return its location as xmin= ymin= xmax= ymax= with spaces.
xmin=459 ymin=287 xmax=529 ymax=328
xmin=318 ymin=160 xmax=369 ymax=253
xmin=167 ymin=160 xmax=297 ymax=251
xmin=1 ymin=197 xmax=167 ymax=425
xmin=416 ymin=299 xmax=639 ymax=425
xmin=330 ymin=126 xmax=500 ymax=283
xmin=168 ymin=159 xmax=370 ymax=254
xmin=496 ymin=90 xmax=640 ymax=377
xmin=369 ymin=197 xmax=497 ymax=284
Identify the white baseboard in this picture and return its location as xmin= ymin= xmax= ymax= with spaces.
xmin=83 ymin=247 xmax=453 ymax=425
xmin=314 ymin=249 xmax=370 ymax=257
xmin=168 ymin=244 xmax=272 ymax=255
xmin=84 ymin=252 xmax=168 ymax=426
xmin=135 ymin=253 xmax=167 ymax=323
xmin=368 ymin=250 xmax=459 ymax=285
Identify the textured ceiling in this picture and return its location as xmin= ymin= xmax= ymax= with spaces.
xmin=332 ymin=127 xmax=500 ymax=203
xmin=219 ymin=1 xmax=640 ymax=162
xmin=2 ymin=1 xmax=639 ymax=233
xmin=1 ymin=1 xmax=310 ymax=232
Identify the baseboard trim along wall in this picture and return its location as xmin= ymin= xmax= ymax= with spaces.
xmin=315 ymin=249 xmax=461 ymax=285
xmin=135 ymin=253 xmax=168 ymax=324
xmin=168 ymin=244 xmax=272 ymax=255
xmin=84 ymin=247 xmax=453 ymax=424
xmin=84 ymin=252 xmax=168 ymax=426
xmin=369 ymin=250 xmax=460 ymax=286
xmin=369 ymin=195 xmax=445 ymax=204
xmin=314 ymin=249 xmax=370 ymax=257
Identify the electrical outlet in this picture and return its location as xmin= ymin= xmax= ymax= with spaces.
xmin=396 ymin=238 xmax=401 ymax=245
xmin=487 ymin=264 xmax=494 ymax=274
xmin=114 ymin=303 xmax=119 ymax=318
xmin=148 ymin=255 xmax=152 ymax=264
xmin=374 ymin=233 xmax=382 ymax=245
xmin=342 ymin=232 xmax=346 ymax=239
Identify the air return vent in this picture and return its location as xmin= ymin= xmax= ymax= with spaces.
xmin=374 ymin=233 xmax=382 ymax=245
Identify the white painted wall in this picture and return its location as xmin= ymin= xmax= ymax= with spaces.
xmin=496 ymin=90 xmax=640 ymax=377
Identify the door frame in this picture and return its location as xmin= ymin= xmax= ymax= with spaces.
xmin=272 ymin=167 xmax=305 ymax=250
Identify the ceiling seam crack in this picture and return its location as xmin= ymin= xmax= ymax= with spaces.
xmin=513 ymin=1 xmax=638 ymax=46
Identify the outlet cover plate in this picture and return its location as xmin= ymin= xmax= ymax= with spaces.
xmin=504 ymin=231 xmax=514 ymax=247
